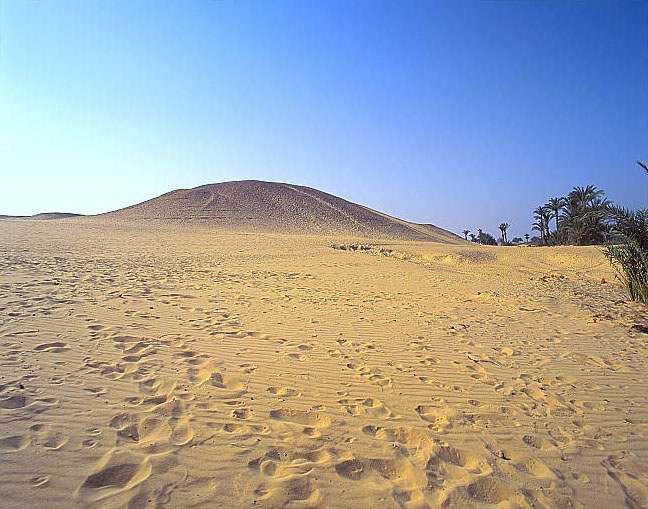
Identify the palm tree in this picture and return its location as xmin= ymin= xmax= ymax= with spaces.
xmin=462 ymin=230 xmax=470 ymax=240
xmin=533 ymin=206 xmax=551 ymax=245
xmin=498 ymin=223 xmax=510 ymax=245
xmin=532 ymin=221 xmax=545 ymax=245
xmin=604 ymin=165 xmax=648 ymax=302
xmin=543 ymin=206 xmax=552 ymax=239
xmin=560 ymin=194 xmax=611 ymax=245
xmin=547 ymin=197 xmax=566 ymax=233
xmin=569 ymin=185 xmax=605 ymax=213
xmin=524 ymin=233 xmax=530 ymax=243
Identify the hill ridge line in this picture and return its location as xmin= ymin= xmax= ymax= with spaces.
xmin=92 ymin=180 xmax=463 ymax=243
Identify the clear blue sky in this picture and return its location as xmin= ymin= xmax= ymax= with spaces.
xmin=1 ymin=0 xmax=646 ymax=238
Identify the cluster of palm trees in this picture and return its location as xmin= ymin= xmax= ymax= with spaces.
xmin=462 ymin=183 xmax=627 ymax=247
xmin=461 ymin=228 xmax=498 ymax=245
xmin=462 ymin=224 xmax=522 ymax=246
xmin=532 ymin=185 xmax=611 ymax=246
xmin=530 ymin=162 xmax=647 ymax=303
xmin=458 ymin=163 xmax=647 ymax=304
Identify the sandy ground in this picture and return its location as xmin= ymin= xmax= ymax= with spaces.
xmin=1 ymin=220 xmax=647 ymax=508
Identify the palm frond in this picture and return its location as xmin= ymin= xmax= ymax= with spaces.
xmin=638 ymin=160 xmax=648 ymax=174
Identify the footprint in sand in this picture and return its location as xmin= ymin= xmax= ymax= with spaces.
xmin=466 ymin=476 xmax=515 ymax=504
xmin=87 ymin=324 xmax=108 ymax=332
xmin=116 ymin=415 xmax=172 ymax=446
xmin=433 ymin=445 xmax=487 ymax=471
xmin=0 ymin=394 xmax=28 ymax=409
xmin=335 ymin=455 xmax=423 ymax=496
xmin=186 ymin=362 xmax=215 ymax=386
xmin=522 ymin=434 xmax=556 ymax=450
xmin=363 ymin=424 xmax=436 ymax=462
xmin=603 ymin=455 xmax=648 ymax=508
xmin=335 ymin=458 xmax=366 ymax=481
xmin=0 ymin=435 xmax=30 ymax=452
xmin=360 ymin=397 xmax=393 ymax=414
xmin=123 ymin=342 xmax=151 ymax=355
xmin=346 ymin=363 xmax=392 ymax=387
xmin=338 ymin=399 xmax=362 ymax=416
xmin=249 ymin=446 xmax=330 ymax=481
xmin=210 ymin=372 xmax=246 ymax=398
xmin=85 ymin=386 xmax=108 ymax=397
xmin=30 ymin=424 xmax=68 ymax=450
xmin=269 ymin=408 xmax=332 ymax=428
xmin=232 ymin=408 xmax=252 ymax=420
xmin=238 ymin=363 xmax=257 ymax=374
xmin=516 ymin=457 xmax=556 ymax=478
xmin=416 ymin=405 xmax=460 ymax=432
xmin=170 ymin=416 xmax=194 ymax=446
xmin=40 ymin=431 xmax=68 ymax=450
xmin=341 ymin=397 xmax=398 ymax=418
xmin=34 ymin=342 xmax=70 ymax=353
xmin=265 ymin=477 xmax=320 ymax=506
xmin=267 ymin=386 xmax=301 ymax=398
xmin=126 ymin=394 xmax=169 ymax=410
xmin=29 ymin=476 xmax=50 ymax=487
xmin=77 ymin=450 xmax=152 ymax=503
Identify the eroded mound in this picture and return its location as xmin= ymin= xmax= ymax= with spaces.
xmin=102 ymin=180 xmax=462 ymax=242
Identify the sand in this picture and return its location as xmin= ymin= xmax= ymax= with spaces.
xmin=1 ymin=219 xmax=647 ymax=508
xmin=100 ymin=181 xmax=463 ymax=243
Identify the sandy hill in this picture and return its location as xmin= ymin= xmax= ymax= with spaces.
xmin=102 ymin=180 xmax=462 ymax=242
xmin=0 ymin=212 xmax=82 ymax=220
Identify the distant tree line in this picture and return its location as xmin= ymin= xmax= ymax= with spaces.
xmin=462 ymin=224 xmax=518 ymax=246
xmin=462 ymin=228 xmax=498 ymax=245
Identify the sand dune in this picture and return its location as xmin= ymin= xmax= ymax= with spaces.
xmin=0 ymin=212 xmax=82 ymax=220
xmin=100 ymin=180 xmax=462 ymax=242
xmin=1 ymin=220 xmax=647 ymax=508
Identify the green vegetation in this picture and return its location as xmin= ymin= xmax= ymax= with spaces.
xmin=460 ymin=162 xmax=647 ymax=304
xmin=604 ymin=209 xmax=648 ymax=303
xmin=531 ymin=184 xmax=612 ymax=246
xmin=525 ymin=161 xmax=647 ymax=303
xmin=603 ymin=162 xmax=648 ymax=303
xmin=526 ymin=165 xmax=646 ymax=251
xmin=498 ymin=223 xmax=510 ymax=244
xmin=466 ymin=228 xmax=497 ymax=245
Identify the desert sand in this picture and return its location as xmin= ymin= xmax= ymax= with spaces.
xmin=1 ymin=217 xmax=648 ymax=508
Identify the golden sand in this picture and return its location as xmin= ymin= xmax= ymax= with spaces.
xmin=1 ymin=220 xmax=647 ymax=508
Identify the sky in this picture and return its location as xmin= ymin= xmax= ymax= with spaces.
xmin=0 ymin=0 xmax=646 ymax=238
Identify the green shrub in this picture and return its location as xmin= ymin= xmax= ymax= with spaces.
xmin=604 ymin=205 xmax=648 ymax=304
xmin=605 ymin=235 xmax=648 ymax=304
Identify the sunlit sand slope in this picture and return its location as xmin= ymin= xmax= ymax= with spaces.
xmin=1 ymin=221 xmax=647 ymax=508
xmin=101 ymin=180 xmax=462 ymax=242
